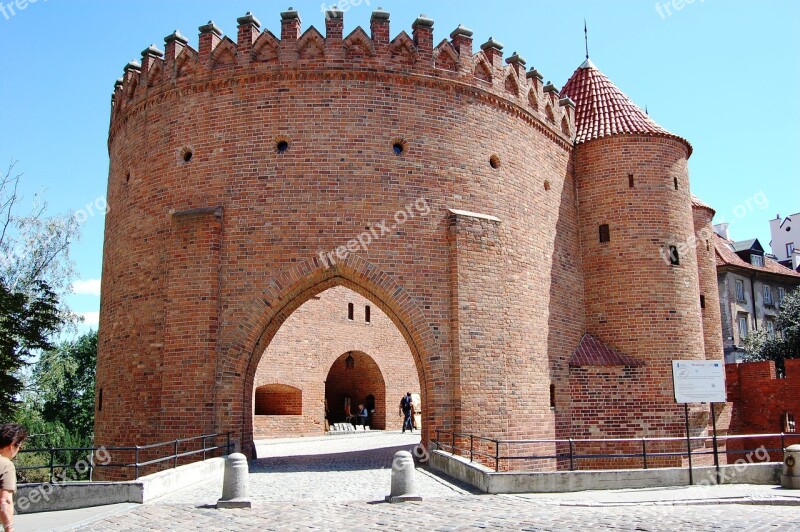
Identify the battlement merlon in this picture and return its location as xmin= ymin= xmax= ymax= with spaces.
xmin=110 ymin=9 xmax=575 ymax=140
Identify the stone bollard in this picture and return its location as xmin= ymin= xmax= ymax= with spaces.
xmin=385 ymin=450 xmax=422 ymax=503
xmin=781 ymin=444 xmax=800 ymax=489
xmin=217 ymin=453 xmax=252 ymax=508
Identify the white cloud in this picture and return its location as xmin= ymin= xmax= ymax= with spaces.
xmin=80 ymin=311 xmax=100 ymax=327
xmin=73 ymin=279 xmax=101 ymax=296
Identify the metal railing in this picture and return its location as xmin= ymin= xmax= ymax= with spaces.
xmin=17 ymin=432 xmax=234 ymax=482
xmin=433 ymin=429 xmax=800 ymax=477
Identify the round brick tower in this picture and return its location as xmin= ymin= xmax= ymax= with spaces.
xmin=562 ymin=59 xmax=708 ymax=448
xmin=95 ymin=7 xmax=583 ymax=470
xmin=692 ymin=197 xmax=724 ymax=361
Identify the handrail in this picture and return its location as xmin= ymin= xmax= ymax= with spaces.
xmin=432 ymin=430 xmax=800 ymax=474
xmin=17 ymin=432 xmax=234 ymax=481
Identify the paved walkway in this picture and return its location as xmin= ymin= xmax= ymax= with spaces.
xmin=14 ymin=431 xmax=800 ymax=531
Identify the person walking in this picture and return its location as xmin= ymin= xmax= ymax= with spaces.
xmin=399 ymin=392 xmax=414 ymax=433
xmin=1 ymin=423 xmax=28 ymax=532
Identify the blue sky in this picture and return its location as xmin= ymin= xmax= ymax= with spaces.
xmin=1 ymin=0 xmax=798 ymax=333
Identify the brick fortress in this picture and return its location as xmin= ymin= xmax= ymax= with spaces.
xmin=95 ymin=7 xmax=727 ymax=470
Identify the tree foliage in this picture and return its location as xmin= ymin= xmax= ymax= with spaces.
xmin=0 ymin=280 xmax=61 ymax=417
xmin=742 ymin=287 xmax=800 ymax=362
xmin=0 ymin=160 xmax=79 ymax=298
xmin=33 ymin=330 xmax=97 ymax=439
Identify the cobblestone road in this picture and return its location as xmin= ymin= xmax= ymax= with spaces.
xmin=75 ymin=432 xmax=798 ymax=531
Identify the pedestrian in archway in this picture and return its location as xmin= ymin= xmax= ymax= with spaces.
xmin=399 ymin=392 xmax=414 ymax=433
xmin=1 ymin=423 xmax=28 ymax=532
xmin=357 ymin=403 xmax=369 ymax=427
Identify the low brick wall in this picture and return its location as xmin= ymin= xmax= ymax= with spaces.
xmin=726 ymin=360 xmax=800 ymax=461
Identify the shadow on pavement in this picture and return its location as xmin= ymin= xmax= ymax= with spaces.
xmin=249 ymin=444 xmax=418 ymax=473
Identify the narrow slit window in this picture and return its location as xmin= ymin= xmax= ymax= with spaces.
xmin=347 ymin=303 xmax=354 ymax=320
xmin=549 ymin=383 xmax=556 ymax=408
xmin=599 ymin=224 xmax=610 ymax=243
xmin=669 ymin=245 xmax=679 ymax=265
xmin=628 ymin=174 xmax=634 ymax=188
xmin=673 ymin=177 xmax=679 ymax=190
xmin=365 ymin=305 xmax=371 ymax=323
xmin=98 ymin=388 xmax=103 ymax=411
xmin=700 ymin=295 xmax=706 ymax=309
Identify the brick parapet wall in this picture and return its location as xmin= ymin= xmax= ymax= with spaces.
xmin=726 ymin=360 xmax=800 ymax=461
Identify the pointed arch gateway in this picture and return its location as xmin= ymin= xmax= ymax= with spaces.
xmin=224 ymin=254 xmax=438 ymax=455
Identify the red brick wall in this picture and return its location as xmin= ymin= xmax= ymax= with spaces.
xmin=726 ymin=360 xmax=800 ymax=460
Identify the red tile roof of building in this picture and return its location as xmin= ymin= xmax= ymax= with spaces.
xmin=691 ymin=195 xmax=715 ymax=214
xmin=570 ymin=334 xmax=645 ymax=367
xmin=560 ymin=59 xmax=692 ymax=155
xmin=713 ymin=232 xmax=800 ymax=278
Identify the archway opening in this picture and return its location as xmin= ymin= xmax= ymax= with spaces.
xmin=251 ymin=285 xmax=422 ymax=439
xmin=325 ymin=351 xmax=386 ymax=429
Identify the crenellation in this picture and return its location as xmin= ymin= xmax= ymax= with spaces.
xmin=280 ymin=7 xmax=302 ymax=41
xmin=505 ymin=51 xmax=526 ymax=77
xmin=324 ymin=7 xmax=344 ymax=41
xmin=111 ymin=10 xmax=571 ymax=143
xmin=411 ymin=14 xmax=434 ymax=59
xmin=479 ymin=37 xmax=504 ymax=70
xmin=198 ymin=20 xmax=223 ymax=65
xmin=449 ymin=24 xmax=473 ymax=56
xmin=236 ymin=12 xmax=261 ymax=63
xmin=370 ymin=8 xmax=390 ymax=43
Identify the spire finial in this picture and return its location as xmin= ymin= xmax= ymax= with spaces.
xmin=584 ymin=19 xmax=589 ymax=60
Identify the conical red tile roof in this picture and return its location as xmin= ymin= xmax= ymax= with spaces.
xmin=560 ymin=59 xmax=692 ymax=155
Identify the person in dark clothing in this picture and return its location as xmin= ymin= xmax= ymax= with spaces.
xmin=399 ymin=392 xmax=414 ymax=433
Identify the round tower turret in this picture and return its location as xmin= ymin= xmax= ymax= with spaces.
xmin=563 ymin=59 xmax=709 ymax=448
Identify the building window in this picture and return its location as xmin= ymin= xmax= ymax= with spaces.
xmin=738 ymin=315 xmax=748 ymax=340
xmin=365 ymin=305 xmax=371 ymax=323
xmin=735 ymin=280 xmax=745 ymax=302
xmin=549 ymin=384 xmax=556 ymax=408
xmin=788 ymin=242 xmax=795 ymax=257
xmin=347 ymin=303 xmax=354 ymax=320
xmin=700 ymin=295 xmax=706 ymax=309
xmin=766 ymin=320 xmax=776 ymax=338
xmin=778 ymin=287 xmax=786 ymax=306
xmin=668 ymin=245 xmax=679 ymax=265
xmin=751 ymin=254 xmax=764 ymax=267
xmin=628 ymin=174 xmax=634 ymax=188
xmin=599 ymin=224 xmax=610 ymax=243
xmin=673 ymin=177 xmax=679 ymax=190
xmin=763 ymin=285 xmax=773 ymax=306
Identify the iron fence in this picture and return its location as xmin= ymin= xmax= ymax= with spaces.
xmin=17 ymin=432 xmax=233 ymax=482
xmin=432 ymin=429 xmax=800 ymax=477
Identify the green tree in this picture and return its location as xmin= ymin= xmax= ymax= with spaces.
xmin=742 ymin=288 xmax=800 ymax=362
xmin=0 ymin=279 xmax=61 ymax=417
xmin=33 ymin=330 xmax=97 ymax=439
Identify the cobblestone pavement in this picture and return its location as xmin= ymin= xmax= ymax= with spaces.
xmin=74 ymin=432 xmax=799 ymax=531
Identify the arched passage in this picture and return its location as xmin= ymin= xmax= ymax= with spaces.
xmin=222 ymin=256 xmax=442 ymax=455
xmin=325 ymin=351 xmax=386 ymax=429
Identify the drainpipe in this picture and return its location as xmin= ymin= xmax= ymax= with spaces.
xmin=750 ymin=273 xmax=758 ymax=331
